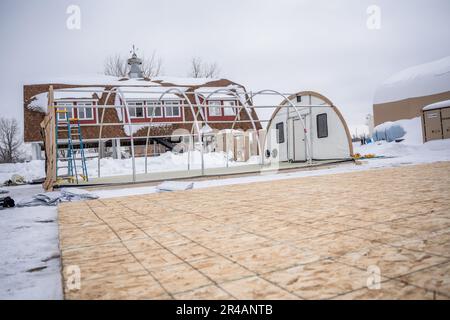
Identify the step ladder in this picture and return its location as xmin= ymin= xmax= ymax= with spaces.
xmin=55 ymin=108 xmax=89 ymax=184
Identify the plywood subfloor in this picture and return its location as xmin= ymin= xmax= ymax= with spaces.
xmin=58 ymin=162 xmax=450 ymax=300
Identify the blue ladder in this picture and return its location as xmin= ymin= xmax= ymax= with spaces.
xmin=55 ymin=108 xmax=89 ymax=184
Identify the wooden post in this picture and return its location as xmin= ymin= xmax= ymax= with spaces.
xmin=41 ymin=85 xmax=56 ymax=191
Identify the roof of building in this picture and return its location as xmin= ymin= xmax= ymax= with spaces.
xmin=25 ymin=74 xmax=224 ymax=87
xmin=423 ymin=99 xmax=450 ymax=111
xmin=374 ymin=56 xmax=450 ymax=105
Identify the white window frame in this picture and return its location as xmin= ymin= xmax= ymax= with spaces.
xmin=208 ymin=100 xmax=222 ymax=117
xmin=76 ymin=101 xmax=95 ymax=120
xmin=165 ymin=101 xmax=181 ymax=118
xmin=127 ymin=101 xmax=145 ymax=119
xmin=146 ymin=101 xmax=163 ymax=118
xmin=223 ymin=100 xmax=237 ymax=116
xmin=55 ymin=102 xmax=74 ymax=121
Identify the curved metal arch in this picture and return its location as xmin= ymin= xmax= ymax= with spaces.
xmin=157 ymin=87 xmax=203 ymax=143
xmin=142 ymin=87 xmax=204 ymax=174
xmin=200 ymin=88 xmax=258 ymax=132
xmin=197 ymin=87 xmax=262 ymax=160
xmin=97 ymin=87 xmax=118 ymax=178
xmin=247 ymin=89 xmax=312 ymax=164
xmin=143 ymin=99 xmax=160 ymax=174
xmin=116 ymin=88 xmax=137 ymax=182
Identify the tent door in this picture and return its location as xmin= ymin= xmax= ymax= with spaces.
xmin=289 ymin=118 xmax=306 ymax=162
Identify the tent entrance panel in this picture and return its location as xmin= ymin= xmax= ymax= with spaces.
xmin=288 ymin=118 xmax=306 ymax=162
xmin=441 ymin=108 xmax=450 ymax=140
xmin=424 ymin=110 xmax=443 ymax=141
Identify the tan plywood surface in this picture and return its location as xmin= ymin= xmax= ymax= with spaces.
xmin=59 ymin=162 xmax=450 ymax=299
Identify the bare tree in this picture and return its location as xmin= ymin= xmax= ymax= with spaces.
xmin=189 ymin=57 xmax=203 ymax=78
xmin=203 ymin=62 xmax=220 ymax=78
xmin=141 ymin=51 xmax=163 ymax=78
xmin=104 ymin=51 xmax=163 ymax=78
xmin=104 ymin=54 xmax=128 ymax=78
xmin=0 ymin=118 xmax=23 ymax=163
xmin=188 ymin=57 xmax=220 ymax=78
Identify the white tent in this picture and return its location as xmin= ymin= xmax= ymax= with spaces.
xmin=265 ymin=91 xmax=353 ymax=162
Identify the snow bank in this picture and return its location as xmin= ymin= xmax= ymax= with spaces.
xmin=0 ymin=151 xmax=260 ymax=182
xmin=356 ymin=115 xmax=450 ymax=165
xmin=374 ymin=56 xmax=450 ymax=104
xmin=92 ymin=151 xmax=260 ymax=178
xmin=0 ymin=161 xmax=45 ymax=183
xmin=373 ymin=117 xmax=422 ymax=143
xmin=355 ymin=139 xmax=450 ymax=165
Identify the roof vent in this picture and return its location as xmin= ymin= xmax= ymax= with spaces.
xmin=127 ymin=45 xmax=143 ymax=79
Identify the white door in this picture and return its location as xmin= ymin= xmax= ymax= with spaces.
xmin=293 ymin=118 xmax=306 ymax=161
xmin=288 ymin=118 xmax=294 ymax=161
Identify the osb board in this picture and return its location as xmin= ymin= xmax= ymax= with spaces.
xmin=58 ymin=162 xmax=450 ymax=299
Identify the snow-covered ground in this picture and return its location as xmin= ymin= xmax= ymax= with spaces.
xmin=0 ymin=185 xmax=62 ymax=299
xmin=0 ymin=151 xmax=260 ymax=183
xmin=1 ymin=116 xmax=450 ymax=299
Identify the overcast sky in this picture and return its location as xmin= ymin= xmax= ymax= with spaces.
xmin=1 ymin=0 xmax=449 ymax=134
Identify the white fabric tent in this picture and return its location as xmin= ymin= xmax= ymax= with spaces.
xmin=265 ymin=91 xmax=353 ymax=162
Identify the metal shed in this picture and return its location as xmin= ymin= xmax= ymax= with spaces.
xmin=422 ymin=100 xmax=450 ymax=142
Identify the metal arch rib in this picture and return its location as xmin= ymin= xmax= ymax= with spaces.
xmin=197 ymin=87 xmax=262 ymax=162
xmin=97 ymin=87 xmax=118 ymax=178
xmin=246 ymin=89 xmax=312 ymax=164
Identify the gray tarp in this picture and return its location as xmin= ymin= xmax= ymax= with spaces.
xmin=17 ymin=188 xmax=99 ymax=207
xmin=156 ymin=181 xmax=194 ymax=192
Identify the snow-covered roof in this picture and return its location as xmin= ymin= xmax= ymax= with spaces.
xmin=422 ymin=99 xmax=450 ymax=111
xmin=27 ymin=87 xmax=104 ymax=113
xmin=374 ymin=56 xmax=450 ymax=104
xmin=194 ymin=86 xmax=241 ymax=100
xmin=26 ymin=75 xmax=228 ymax=90
xmin=117 ymin=87 xmax=186 ymax=101
xmin=26 ymin=74 xmax=162 ymax=86
xmin=54 ymin=88 xmax=105 ymax=100
xmin=153 ymin=77 xmax=220 ymax=86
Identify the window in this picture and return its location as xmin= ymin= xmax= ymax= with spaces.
xmin=165 ymin=101 xmax=181 ymax=117
xmin=317 ymin=113 xmax=328 ymax=138
xmin=296 ymin=96 xmax=302 ymax=103
xmin=128 ymin=101 xmax=144 ymax=118
xmin=146 ymin=101 xmax=163 ymax=118
xmin=208 ymin=101 xmax=222 ymax=117
xmin=56 ymin=102 xmax=74 ymax=121
xmin=276 ymin=122 xmax=285 ymax=144
xmin=223 ymin=101 xmax=237 ymax=116
xmin=76 ymin=102 xmax=94 ymax=120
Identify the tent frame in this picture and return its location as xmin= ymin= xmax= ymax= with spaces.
xmin=41 ymin=86 xmax=351 ymax=190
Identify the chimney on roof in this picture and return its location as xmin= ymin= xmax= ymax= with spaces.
xmin=127 ymin=45 xmax=143 ymax=79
